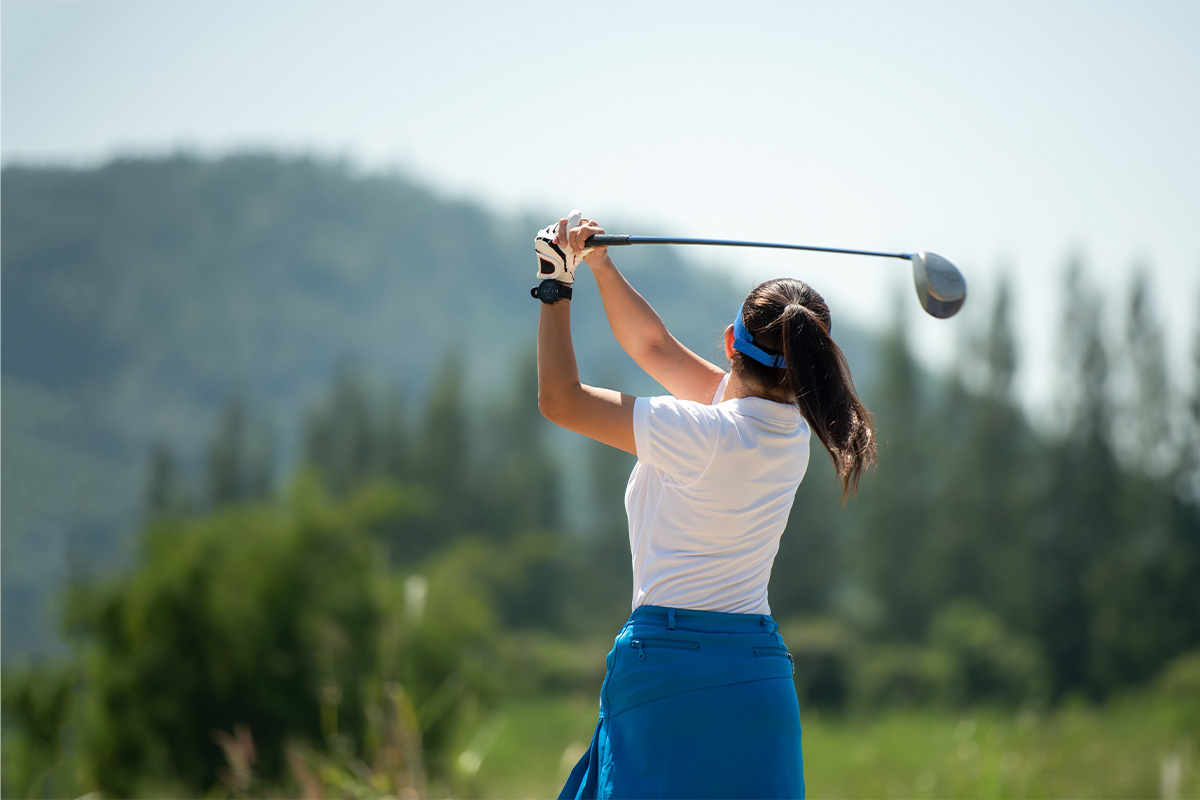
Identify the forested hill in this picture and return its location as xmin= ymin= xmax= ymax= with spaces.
xmin=2 ymin=154 xmax=871 ymax=661
xmin=2 ymin=154 xmax=756 ymax=433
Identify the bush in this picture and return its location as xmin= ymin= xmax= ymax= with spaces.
xmin=853 ymin=644 xmax=956 ymax=709
xmin=929 ymin=598 xmax=1050 ymax=708
xmin=1151 ymin=650 xmax=1200 ymax=734
xmin=850 ymin=600 xmax=1050 ymax=710
xmin=60 ymin=480 xmax=504 ymax=798
xmin=64 ymin=497 xmax=381 ymax=796
xmin=0 ymin=664 xmax=82 ymax=799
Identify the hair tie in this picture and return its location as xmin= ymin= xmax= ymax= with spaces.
xmin=732 ymin=305 xmax=786 ymax=369
xmin=789 ymin=300 xmax=832 ymax=334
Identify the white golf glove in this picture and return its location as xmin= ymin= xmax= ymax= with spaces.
xmin=534 ymin=210 xmax=591 ymax=284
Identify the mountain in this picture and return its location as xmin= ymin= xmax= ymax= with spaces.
xmin=2 ymin=154 xmax=874 ymax=661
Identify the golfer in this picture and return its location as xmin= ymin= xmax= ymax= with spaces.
xmin=534 ymin=214 xmax=875 ymax=799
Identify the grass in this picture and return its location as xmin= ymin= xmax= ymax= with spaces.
xmin=450 ymin=693 xmax=599 ymax=799
xmin=802 ymin=702 xmax=1195 ymax=799
xmin=452 ymin=694 xmax=1198 ymax=799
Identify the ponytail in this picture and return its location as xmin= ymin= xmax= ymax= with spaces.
xmin=735 ymin=279 xmax=876 ymax=500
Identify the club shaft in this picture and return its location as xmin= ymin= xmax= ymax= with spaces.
xmin=586 ymin=234 xmax=911 ymax=261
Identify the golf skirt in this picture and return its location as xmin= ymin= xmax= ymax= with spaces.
xmin=559 ymin=605 xmax=804 ymax=799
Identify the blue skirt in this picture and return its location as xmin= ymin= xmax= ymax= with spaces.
xmin=559 ymin=605 xmax=804 ymax=799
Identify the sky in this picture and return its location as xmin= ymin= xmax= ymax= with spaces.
xmin=4 ymin=0 xmax=1198 ymax=415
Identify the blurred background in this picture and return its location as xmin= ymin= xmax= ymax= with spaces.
xmin=3 ymin=2 xmax=1198 ymax=798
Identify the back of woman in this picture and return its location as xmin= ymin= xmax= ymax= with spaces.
xmin=627 ymin=378 xmax=810 ymax=615
xmin=532 ymin=213 xmax=874 ymax=799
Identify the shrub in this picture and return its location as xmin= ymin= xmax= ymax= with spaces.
xmin=929 ymin=598 xmax=1050 ymax=708
xmin=853 ymin=644 xmax=956 ymax=709
xmin=1151 ymin=650 xmax=1200 ymax=734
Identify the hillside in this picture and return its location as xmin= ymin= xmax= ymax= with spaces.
xmin=1 ymin=155 xmax=872 ymax=661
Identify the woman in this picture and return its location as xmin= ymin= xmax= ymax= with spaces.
xmin=535 ymin=215 xmax=875 ymax=799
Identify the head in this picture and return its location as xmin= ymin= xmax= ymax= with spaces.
xmin=725 ymin=278 xmax=876 ymax=500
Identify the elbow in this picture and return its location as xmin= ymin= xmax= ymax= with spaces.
xmin=538 ymin=390 xmax=564 ymax=424
xmin=538 ymin=384 xmax=578 ymax=426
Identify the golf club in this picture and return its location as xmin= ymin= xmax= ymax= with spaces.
xmin=584 ymin=234 xmax=967 ymax=319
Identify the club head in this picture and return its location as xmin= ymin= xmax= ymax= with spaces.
xmin=909 ymin=252 xmax=967 ymax=319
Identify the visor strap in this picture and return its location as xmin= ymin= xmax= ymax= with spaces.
xmin=733 ymin=306 xmax=787 ymax=369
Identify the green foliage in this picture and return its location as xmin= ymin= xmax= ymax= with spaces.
xmin=303 ymin=365 xmax=390 ymax=497
xmin=929 ymin=600 xmax=1050 ymax=708
xmin=1148 ymin=650 xmax=1200 ymax=735
xmin=205 ymin=396 xmax=274 ymax=507
xmin=0 ymin=664 xmax=82 ymax=799
xmin=63 ymin=494 xmax=382 ymax=795
xmin=854 ymin=645 xmax=956 ymax=710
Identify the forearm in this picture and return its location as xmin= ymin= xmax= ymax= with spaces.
xmin=537 ymin=300 xmax=582 ymax=419
xmin=588 ymin=252 xmax=673 ymax=362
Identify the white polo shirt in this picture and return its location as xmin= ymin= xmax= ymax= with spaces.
xmin=626 ymin=375 xmax=811 ymax=615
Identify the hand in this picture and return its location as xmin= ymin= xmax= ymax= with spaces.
xmin=561 ymin=215 xmax=610 ymax=270
xmin=535 ymin=210 xmax=587 ymax=284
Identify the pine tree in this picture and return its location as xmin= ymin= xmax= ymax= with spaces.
xmin=1123 ymin=269 xmax=1173 ymax=474
xmin=1037 ymin=261 xmax=1122 ymax=697
xmin=856 ymin=297 xmax=933 ymax=639
xmin=939 ymin=279 xmax=1043 ymax=633
xmin=146 ymin=440 xmax=187 ymax=517
xmin=419 ymin=354 xmax=472 ymax=531
xmin=205 ymin=397 xmax=272 ymax=507
xmin=302 ymin=365 xmax=376 ymax=495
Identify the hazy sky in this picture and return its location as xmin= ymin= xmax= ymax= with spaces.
xmin=4 ymin=0 xmax=1198 ymax=412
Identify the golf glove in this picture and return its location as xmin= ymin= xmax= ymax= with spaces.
xmin=534 ymin=210 xmax=590 ymax=284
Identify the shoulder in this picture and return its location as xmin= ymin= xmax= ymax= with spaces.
xmin=633 ymin=394 xmax=727 ymax=479
xmin=638 ymin=391 xmax=720 ymax=429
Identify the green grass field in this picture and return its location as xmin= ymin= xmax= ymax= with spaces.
xmin=452 ymin=694 xmax=1197 ymax=799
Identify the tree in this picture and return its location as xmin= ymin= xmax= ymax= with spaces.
xmin=418 ymin=355 xmax=472 ymax=531
xmin=1082 ymin=272 xmax=1200 ymax=692
xmin=855 ymin=298 xmax=936 ymax=639
xmin=302 ymin=364 xmax=379 ymax=495
xmin=471 ymin=350 xmax=563 ymax=539
xmin=1183 ymin=289 xmax=1200 ymax=503
xmin=934 ymin=279 xmax=1043 ymax=633
xmin=1036 ymin=262 xmax=1121 ymax=697
xmin=1121 ymin=268 xmax=1173 ymax=474
xmin=146 ymin=439 xmax=190 ymax=517
xmin=205 ymin=397 xmax=273 ymax=507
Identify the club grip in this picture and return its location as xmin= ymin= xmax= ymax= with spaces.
xmin=584 ymin=234 xmax=631 ymax=247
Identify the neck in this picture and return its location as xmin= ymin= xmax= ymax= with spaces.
xmin=720 ymin=369 xmax=792 ymax=404
xmin=720 ymin=372 xmax=761 ymax=402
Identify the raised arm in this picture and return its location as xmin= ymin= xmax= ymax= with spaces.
xmin=537 ymin=299 xmax=637 ymax=455
xmin=535 ymin=216 xmax=637 ymax=455
xmin=567 ymin=219 xmax=727 ymax=405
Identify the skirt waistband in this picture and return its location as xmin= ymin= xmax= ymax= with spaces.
xmin=629 ymin=604 xmax=779 ymax=634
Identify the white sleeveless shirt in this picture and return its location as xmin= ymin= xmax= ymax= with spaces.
xmin=625 ymin=375 xmax=811 ymax=615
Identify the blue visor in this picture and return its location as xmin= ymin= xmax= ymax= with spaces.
xmin=733 ymin=306 xmax=786 ymax=368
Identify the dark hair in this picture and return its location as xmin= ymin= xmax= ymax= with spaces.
xmin=735 ymin=278 xmax=876 ymax=500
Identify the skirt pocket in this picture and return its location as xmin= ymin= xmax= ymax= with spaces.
xmin=630 ymin=637 xmax=701 ymax=660
xmin=753 ymin=644 xmax=795 ymax=674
